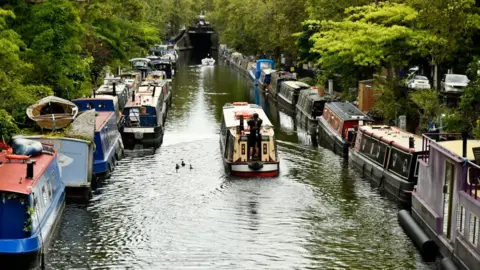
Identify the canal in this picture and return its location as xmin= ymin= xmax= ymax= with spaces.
xmin=46 ymin=53 xmax=437 ymax=269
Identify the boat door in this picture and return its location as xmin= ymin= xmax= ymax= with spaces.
xmin=443 ymin=160 xmax=455 ymax=239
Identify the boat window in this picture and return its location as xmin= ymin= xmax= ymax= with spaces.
xmin=42 ymin=186 xmax=49 ymax=207
xmin=469 ymin=213 xmax=479 ymax=246
xmin=457 ymin=204 xmax=465 ymax=235
xmin=98 ymin=103 xmax=106 ymax=109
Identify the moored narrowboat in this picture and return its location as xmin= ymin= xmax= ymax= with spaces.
xmin=73 ymin=96 xmax=122 ymax=128
xmin=296 ymin=88 xmax=334 ymax=124
xmin=151 ymin=59 xmax=174 ymax=80
xmin=258 ymin=68 xmax=274 ymax=92
xmin=0 ymin=139 xmax=65 ymax=270
xmin=317 ymin=102 xmax=372 ymax=157
xmin=277 ymin=81 xmax=310 ymax=114
xmin=129 ymin=58 xmax=151 ymax=80
xmin=404 ymin=134 xmax=480 ymax=269
xmin=220 ymin=102 xmax=279 ymax=177
xmin=93 ymin=111 xmax=124 ymax=179
xmin=269 ymin=71 xmax=297 ymax=99
xmin=349 ymin=125 xmax=424 ymax=206
xmin=121 ymin=83 xmax=165 ymax=147
xmin=94 ymin=77 xmax=130 ymax=112
xmin=120 ymin=70 xmax=141 ymax=92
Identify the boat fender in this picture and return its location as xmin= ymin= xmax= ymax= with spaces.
xmin=248 ymin=161 xmax=264 ymax=171
xmin=12 ymin=138 xmax=43 ymax=157
xmin=397 ymin=210 xmax=437 ymax=257
xmin=440 ymin=257 xmax=459 ymax=270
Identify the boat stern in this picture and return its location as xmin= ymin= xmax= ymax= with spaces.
xmin=228 ymin=161 xmax=279 ymax=178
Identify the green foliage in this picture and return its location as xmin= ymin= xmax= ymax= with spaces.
xmin=409 ymin=89 xmax=441 ymax=130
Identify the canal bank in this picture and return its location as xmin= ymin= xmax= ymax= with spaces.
xmin=46 ymin=54 xmax=436 ymax=269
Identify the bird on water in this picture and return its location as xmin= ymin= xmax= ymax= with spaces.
xmin=175 ymin=164 xmax=180 ymax=172
xmin=189 ymin=164 xmax=193 ymax=170
xmin=181 ymin=160 xmax=185 ymax=167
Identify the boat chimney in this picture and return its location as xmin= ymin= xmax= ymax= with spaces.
xmin=152 ymin=86 xmax=156 ymax=97
xmin=462 ymin=131 xmax=468 ymax=158
xmin=328 ymin=79 xmax=333 ymax=94
xmin=409 ymin=137 xmax=414 ymax=149
xmin=93 ymin=88 xmax=96 ymax=98
xmin=26 ymin=160 xmax=35 ymax=179
xmin=112 ymin=82 xmax=116 ymax=96
xmin=117 ymin=66 xmax=121 ymax=76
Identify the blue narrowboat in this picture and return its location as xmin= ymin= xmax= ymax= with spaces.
xmin=73 ymin=96 xmax=122 ymax=128
xmin=249 ymin=59 xmax=275 ymax=84
xmin=121 ymin=83 xmax=165 ymax=146
xmin=93 ymin=111 xmax=124 ymax=179
xmin=0 ymin=139 xmax=65 ymax=270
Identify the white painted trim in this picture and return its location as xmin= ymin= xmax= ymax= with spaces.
xmin=231 ymin=163 xmax=279 ymax=172
xmin=123 ymin=127 xmax=155 ymax=133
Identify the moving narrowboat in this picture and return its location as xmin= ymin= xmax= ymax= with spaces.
xmin=220 ymin=102 xmax=279 ymax=177
xmin=348 ymin=125 xmax=424 ymax=205
xmin=94 ymin=77 xmax=130 ymax=112
xmin=16 ymin=110 xmax=96 ymax=202
xmin=317 ymin=102 xmax=372 ymax=157
xmin=26 ymin=96 xmax=78 ymax=131
xmin=296 ymin=88 xmax=336 ymax=124
xmin=121 ymin=83 xmax=165 ymax=146
xmin=269 ymin=71 xmax=297 ymax=99
xmin=405 ymin=134 xmax=480 ymax=269
xmin=277 ymin=81 xmax=310 ymax=114
xmin=0 ymin=139 xmax=65 ymax=270
xmin=94 ymin=111 xmax=124 ymax=179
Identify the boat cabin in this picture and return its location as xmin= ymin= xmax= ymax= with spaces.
xmin=129 ymin=58 xmax=151 ymax=79
xmin=259 ymin=68 xmax=275 ymax=88
xmin=296 ymin=89 xmax=329 ymax=120
xmin=73 ymin=96 xmax=121 ymax=126
xmin=220 ymin=102 xmax=277 ymax=163
xmin=322 ymin=102 xmax=372 ymax=142
xmin=120 ymin=71 xmax=141 ymax=91
xmin=255 ymin=59 xmax=275 ymax=80
xmin=412 ymin=135 xmax=480 ymax=269
xmin=93 ymin=111 xmax=121 ymax=174
xmin=270 ymin=71 xmax=297 ymax=97
xmin=94 ymin=78 xmax=130 ymax=111
xmin=354 ymin=125 xmax=424 ymax=182
xmin=151 ymin=59 xmax=173 ymax=79
xmin=123 ymin=83 xmax=165 ymax=129
xmin=278 ymin=81 xmax=310 ymax=110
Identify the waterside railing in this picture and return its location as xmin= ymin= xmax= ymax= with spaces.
xmin=421 ymin=133 xmax=462 ymax=162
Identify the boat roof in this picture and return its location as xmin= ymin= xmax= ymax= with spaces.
xmin=300 ymin=89 xmax=329 ymax=101
xmin=327 ymin=102 xmax=372 ymax=121
xmin=262 ymin=68 xmax=274 ymax=75
xmin=437 ymin=140 xmax=480 ymax=161
xmin=129 ymin=58 xmax=151 ymax=63
xmin=0 ymin=150 xmax=56 ymax=195
xmin=359 ymin=125 xmax=423 ymax=152
xmin=95 ymin=112 xmax=114 ymax=131
xmin=75 ymin=95 xmax=118 ymax=104
xmin=222 ymin=103 xmax=273 ymax=128
xmin=284 ymin=81 xmax=310 ymax=89
xmin=125 ymin=85 xmax=162 ymax=107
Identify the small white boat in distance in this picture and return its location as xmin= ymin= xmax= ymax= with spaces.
xmin=202 ymin=56 xmax=215 ymax=66
xmin=220 ymin=102 xmax=279 ymax=177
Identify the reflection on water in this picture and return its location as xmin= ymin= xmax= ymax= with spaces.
xmin=47 ymin=57 xmax=436 ymax=269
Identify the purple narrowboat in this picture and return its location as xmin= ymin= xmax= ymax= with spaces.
xmin=400 ymin=133 xmax=480 ymax=269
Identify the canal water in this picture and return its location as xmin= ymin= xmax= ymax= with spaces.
xmin=46 ymin=54 xmax=437 ymax=269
